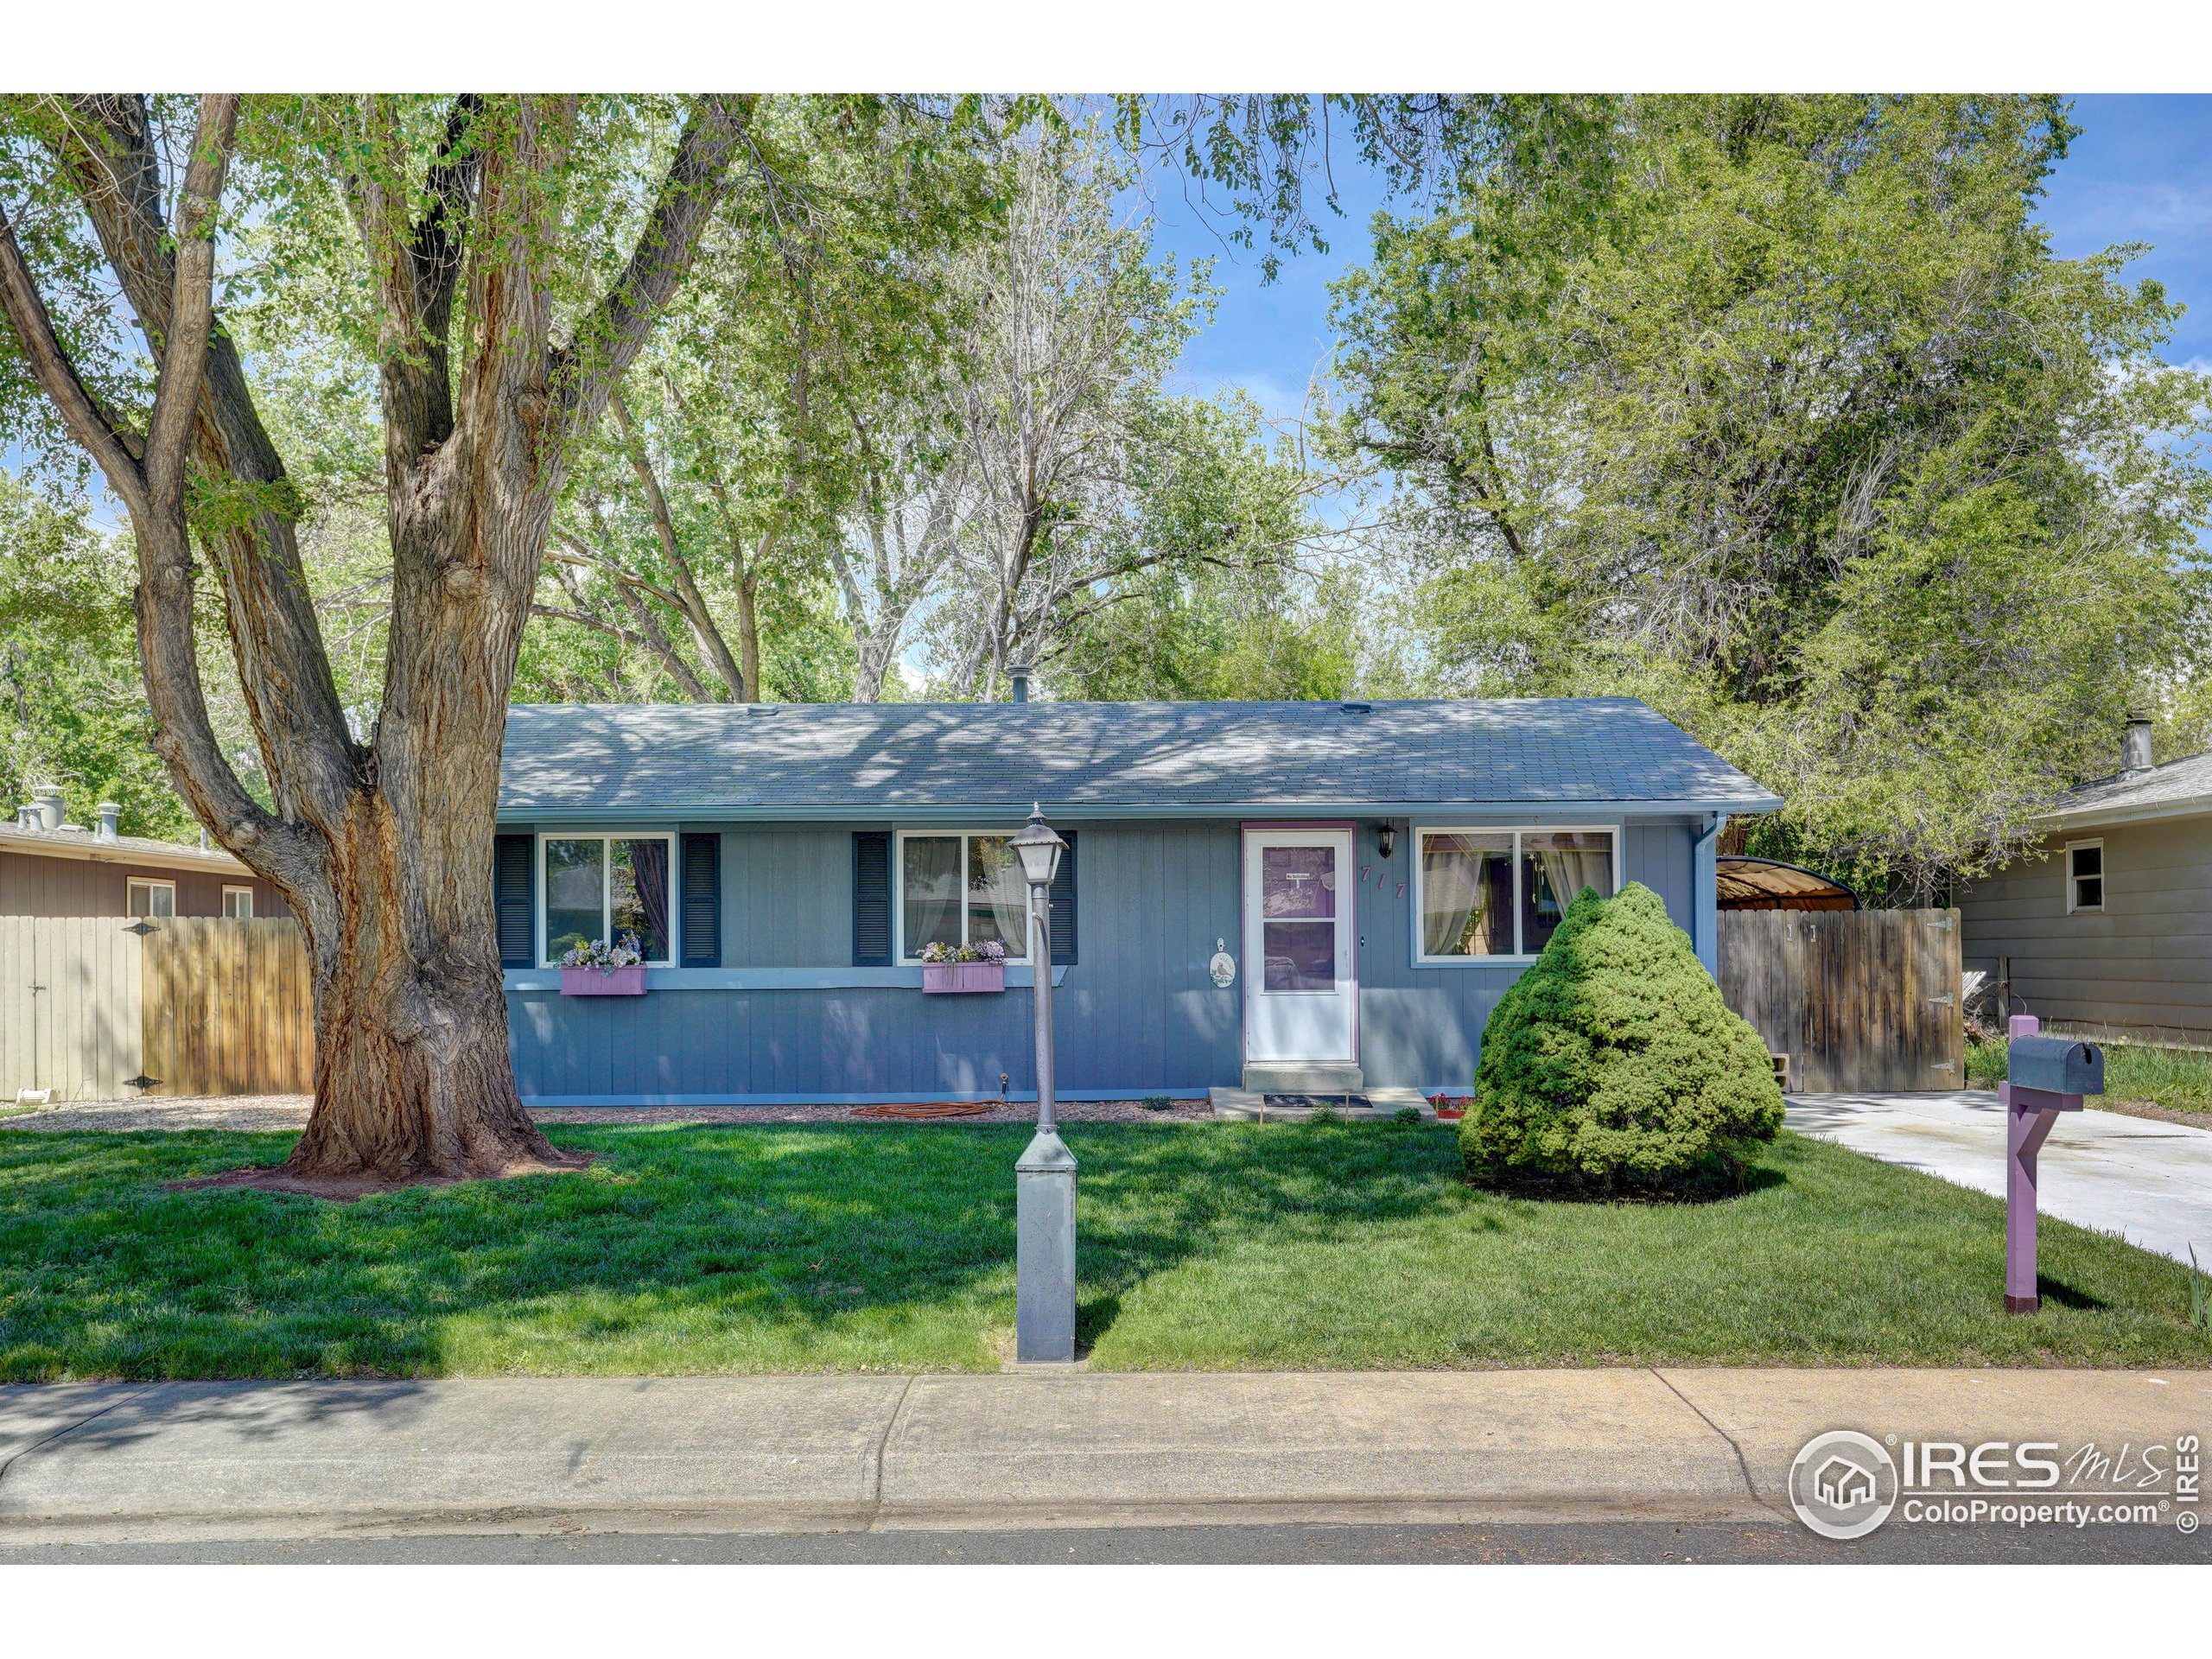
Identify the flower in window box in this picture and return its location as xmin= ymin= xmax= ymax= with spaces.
xmin=919 ymin=936 xmax=1007 ymax=991
xmin=558 ymin=931 xmax=647 ymax=995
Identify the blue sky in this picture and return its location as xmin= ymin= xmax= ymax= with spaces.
xmin=1150 ymin=95 xmax=2212 ymax=416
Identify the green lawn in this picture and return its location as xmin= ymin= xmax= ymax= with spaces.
xmin=0 ymin=1121 xmax=2204 ymax=1381
xmin=1967 ymin=1037 xmax=2212 ymax=1119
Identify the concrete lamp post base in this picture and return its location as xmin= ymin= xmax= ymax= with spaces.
xmin=1014 ymin=1126 xmax=1078 ymax=1363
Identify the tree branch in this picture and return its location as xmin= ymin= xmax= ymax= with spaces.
xmin=55 ymin=94 xmax=361 ymax=832
xmin=346 ymin=94 xmax=481 ymax=465
xmin=607 ymin=388 xmax=746 ymax=697
xmin=552 ymin=95 xmax=755 ymax=442
xmin=0 ymin=202 xmax=152 ymax=519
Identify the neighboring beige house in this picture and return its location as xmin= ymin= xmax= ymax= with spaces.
xmin=2 ymin=785 xmax=288 ymax=921
xmin=1960 ymin=720 xmax=2210 ymax=1046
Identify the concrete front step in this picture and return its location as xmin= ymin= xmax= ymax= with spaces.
xmin=1241 ymin=1062 xmax=1363 ymax=1095
xmin=1210 ymin=1086 xmax=1433 ymax=1122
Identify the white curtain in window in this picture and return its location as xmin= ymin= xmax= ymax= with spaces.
xmin=1422 ymin=833 xmax=1511 ymax=957
xmin=1527 ymin=832 xmax=1612 ymax=913
xmin=967 ymin=835 xmax=1028 ymax=957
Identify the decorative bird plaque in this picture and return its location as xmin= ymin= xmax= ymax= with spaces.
xmin=1208 ymin=939 xmax=1236 ymax=988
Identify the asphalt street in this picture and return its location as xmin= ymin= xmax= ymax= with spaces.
xmin=2 ymin=1520 xmax=2205 ymax=1565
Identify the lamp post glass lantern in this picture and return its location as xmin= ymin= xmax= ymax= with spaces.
xmin=1013 ymin=803 xmax=1076 ymax=1362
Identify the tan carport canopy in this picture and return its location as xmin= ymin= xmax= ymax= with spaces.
xmin=1715 ymin=855 xmax=1859 ymax=911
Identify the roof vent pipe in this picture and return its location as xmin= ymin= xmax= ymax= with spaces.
xmin=32 ymin=785 xmax=64 ymax=833
xmin=1008 ymin=663 xmax=1031 ymax=704
xmin=96 ymin=802 xmax=121 ymax=842
xmin=2121 ymin=715 xmax=2154 ymax=776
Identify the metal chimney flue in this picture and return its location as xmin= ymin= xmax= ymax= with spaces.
xmin=1008 ymin=663 xmax=1032 ymax=704
xmin=96 ymin=802 xmax=121 ymax=842
xmin=31 ymin=785 xmax=63 ymax=833
xmin=2122 ymin=715 xmax=2154 ymax=776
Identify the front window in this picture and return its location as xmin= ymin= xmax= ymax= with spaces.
xmin=221 ymin=886 xmax=253 ymax=919
xmin=126 ymin=878 xmax=175 ymax=918
xmin=899 ymin=831 xmax=1030 ymax=963
xmin=2067 ymin=842 xmax=2104 ymax=913
xmin=542 ymin=836 xmax=673 ymax=964
xmin=1416 ymin=828 xmax=1618 ymax=961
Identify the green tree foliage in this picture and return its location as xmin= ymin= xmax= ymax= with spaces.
xmin=1048 ymin=395 xmax=1357 ymax=699
xmin=1335 ymin=95 xmax=2212 ymax=899
xmin=1459 ymin=884 xmax=1784 ymax=1186
xmin=0 ymin=478 xmax=198 ymax=838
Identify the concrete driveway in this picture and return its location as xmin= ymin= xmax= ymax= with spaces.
xmin=1786 ymin=1091 xmax=2212 ymax=1268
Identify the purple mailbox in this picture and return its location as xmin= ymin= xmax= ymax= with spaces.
xmin=1999 ymin=1014 xmax=2105 ymax=1314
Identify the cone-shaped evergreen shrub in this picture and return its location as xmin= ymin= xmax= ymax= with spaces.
xmin=1459 ymin=881 xmax=1783 ymax=1185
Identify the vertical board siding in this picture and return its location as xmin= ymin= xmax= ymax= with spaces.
xmin=1718 ymin=909 xmax=1963 ymax=1092
xmin=138 ymin=918 xmax=316 ymax=1097
xmin=504 ymin=814 xmax=1711 ymax=1100
xmin=1 ymin=916 xmax=144 ymax=1100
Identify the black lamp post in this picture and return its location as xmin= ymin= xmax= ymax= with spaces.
xmin=1009 ymin=803 xmax=1074 ymax=1361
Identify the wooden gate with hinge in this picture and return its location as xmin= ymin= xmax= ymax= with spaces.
xmin=1717 ymin=908 xmax=1964 ymax=1093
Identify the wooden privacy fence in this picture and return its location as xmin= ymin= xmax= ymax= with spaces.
xmin=141 ymin=918 xmax=315 ymax=1096
xmin=3 ymin=916 xmax=314 ymax=1100
xmin=1718 ymin=908 xmax=1963 ymax=1094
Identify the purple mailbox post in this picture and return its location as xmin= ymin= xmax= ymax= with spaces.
xmin=1999 ymin=1014 xmax=2105 ymax=1314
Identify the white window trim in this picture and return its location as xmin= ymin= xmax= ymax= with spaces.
xmin=220 ymin=885 xmax=254 ymax=919
xmin=1410 ymin=824 xmax=1622 ymax=965
xmin=126 ymin=877 xmax=175 ymax=918
xmin=893 ymin=827 xmax=1036 ymax=967
xmin=2064 ymin=838 xmax=2106 ymax=915
xmin=536 ymin=831 xmax=678 ymax=968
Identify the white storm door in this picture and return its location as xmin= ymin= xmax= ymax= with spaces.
xmin=1243 ymin=828 xmax=1356 ymax=1064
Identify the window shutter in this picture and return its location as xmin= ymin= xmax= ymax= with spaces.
xmin=681 ymin=833 xmax=721 ymax=967
xmin=1048 ymin=830 xmax=1077 ymax=966
xmin=493 ymin=834 xmax=535 ymax=969
xmin=853 ymin=831 xmax=892 ymax=965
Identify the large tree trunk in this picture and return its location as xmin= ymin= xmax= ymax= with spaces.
xmin=0 ymin=93 xmax=752 ymax=1192
xmin=290 ymin=839 xmax=564 ymax=1182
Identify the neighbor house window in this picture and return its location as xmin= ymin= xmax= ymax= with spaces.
xmin=897 ymin=830 xmax=1030 ymax=963
xmin=221 ymin=886 xmax=253 ymax=919
xmin=2066 ymin=841 xmax=2104 ymax=913
xmin=126 ymin=878 xmax=175 ymax=918
xmin=540 ymin=835 xmax=674 ymax=965
xmin=1414 ymin=828 xmax=1618 ymax=961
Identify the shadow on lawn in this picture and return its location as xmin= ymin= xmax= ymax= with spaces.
xmin=0 ymin=1119 xmax=1478 ymax=1379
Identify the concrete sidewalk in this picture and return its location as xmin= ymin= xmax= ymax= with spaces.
xmin=1787 ymin=1090 xmax=2212 ymax=1266
xmin=3 ymin=1370 xmax=2204 ymax=1543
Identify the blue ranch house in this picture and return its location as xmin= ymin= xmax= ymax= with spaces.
xmin=493 ymin=696 xmax=1779 ymax=1106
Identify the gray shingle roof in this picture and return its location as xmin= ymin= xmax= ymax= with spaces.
xmin=2045 ymin=748 xmax=2212 ymax=826
xmin=0 ymin=822 xmax=253 ymax=874
xmin=499 ymin=698 xmax=1779 ymax=819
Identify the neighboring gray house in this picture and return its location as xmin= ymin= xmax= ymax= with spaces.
xmin=493 ymin=696 xmax=1779 ymax=1105
xmin=1961 ymin=719 xmax=2212 ymax=1046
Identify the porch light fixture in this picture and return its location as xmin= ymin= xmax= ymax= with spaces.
xmin=1013 ymin=802 xmax=1076 ymax=1363
xmin=1376 ymin=824 xmax=1396 ymax=861
xmin=1010 ymin=802 xmax=1066 ymax=888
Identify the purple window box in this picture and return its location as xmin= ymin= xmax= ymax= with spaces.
xmin=560 ymin=963 xmax=647 ymax=996
xmin=921 ymin=961 xmax=1006 ymax=995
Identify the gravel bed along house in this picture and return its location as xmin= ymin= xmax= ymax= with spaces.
xmin=2 ymin=1095 xmax=1216 ymax=1133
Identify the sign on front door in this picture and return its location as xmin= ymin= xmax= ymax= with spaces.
xmin=1242 ymin=827 xmax=1357 ymax=1064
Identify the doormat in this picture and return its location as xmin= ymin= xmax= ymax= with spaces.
xmin=1262 ymin=1093 xmax=1373 ymax=1111
xmin=850 ymin=1101 xmax=998 ymax=1119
